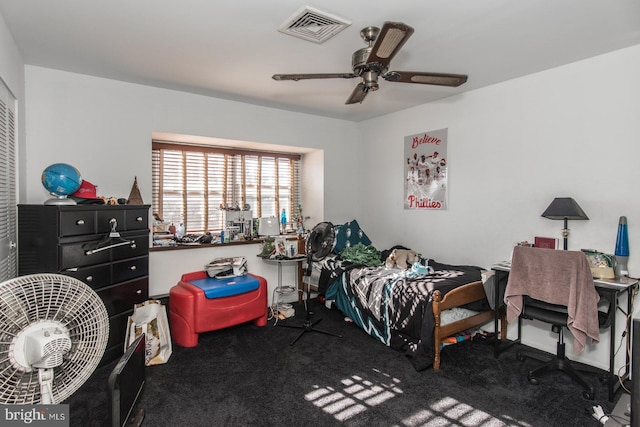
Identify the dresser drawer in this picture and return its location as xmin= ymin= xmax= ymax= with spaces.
xmin=96 ymin=210 xmax=126 ymax=234
xmin=62 ymin=264 xmax=111 ymax=290
xmin=98 ymin=276 xmax=149 ymax=316
xmin=125 ymin=208 xmax=149 ymax=231
xmin=59 ymin=210 xmax=96 ymax=236
xmin=112 ymin=233 xmax=148 ymax=261
xmin=113 ymin=256 xmax=148 ymax=283
xmin=60 ymin=239 xmax=111 ymax=269
xmin=60 ymin=231 xmax=148 ymax=269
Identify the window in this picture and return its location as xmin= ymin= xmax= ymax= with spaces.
xmin=152 ymin=141 xmax=302 ymax=234
xmin=0 ymin=80 xmax=17 ymax=281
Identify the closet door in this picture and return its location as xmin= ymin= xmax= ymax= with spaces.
xmin=0 ymin=81 xmax=17 ymax=282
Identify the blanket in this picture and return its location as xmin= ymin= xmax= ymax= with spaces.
xmin=326 ymin=259 xmax=483 ymax=370
xmin=504 ymin=246 xmax=600 ymax=354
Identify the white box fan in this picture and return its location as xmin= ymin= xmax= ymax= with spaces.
xmin=0 ymin=273 xmax=109 ymax=404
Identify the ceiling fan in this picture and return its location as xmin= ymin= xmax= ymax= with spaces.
xmin=273 ymin=21 xmax=468 ymax=105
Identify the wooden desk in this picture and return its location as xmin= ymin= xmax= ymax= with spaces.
xmin=491 ymin=262 xmax=638 ymax=402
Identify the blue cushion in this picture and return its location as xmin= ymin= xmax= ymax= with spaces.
xmin=333 ymin=220 xmax=372 ymax=253
xmin=189 ymin=275 xmax=259 ymax=299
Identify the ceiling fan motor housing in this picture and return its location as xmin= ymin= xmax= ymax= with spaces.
xmin=352 ymin=48 xmax=385 ymax=91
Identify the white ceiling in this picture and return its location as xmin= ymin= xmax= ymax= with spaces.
xmin=1 ymin=0 xmax=639 ymax=122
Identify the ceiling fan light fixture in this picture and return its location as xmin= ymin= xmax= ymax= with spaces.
xmin=362 ymin=71 xmax=379 ymax=91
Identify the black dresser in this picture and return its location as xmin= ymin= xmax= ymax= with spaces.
xmin=17 ymin=204 xmax=150 ymax=364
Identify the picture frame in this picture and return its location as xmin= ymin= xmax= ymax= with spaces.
xmin=274 ymin=237 xmax=288 ymax=257
xmin=583 ymin=250 xmax=615 ymax=279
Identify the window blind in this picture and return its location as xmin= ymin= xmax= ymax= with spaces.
xmin=152 ymin=141 xmax=302 ymax=234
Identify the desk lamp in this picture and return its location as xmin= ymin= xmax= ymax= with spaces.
xmin=541 ymin=197 xmax=589 ymax=250
xmin=258 ymin=217 xmax=280 ymax=257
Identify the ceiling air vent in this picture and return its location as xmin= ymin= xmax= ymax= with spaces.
xmin=278 ymin=6 xmax=351 ymax=44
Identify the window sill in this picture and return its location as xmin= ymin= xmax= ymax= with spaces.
xmin=149 ymin=235 xmax=304 ymax=252
xmin=150 ymin=239 xmax=260 ymax=252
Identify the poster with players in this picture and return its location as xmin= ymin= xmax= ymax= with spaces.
xmin=404 ymin=128 xmax=448 ymax=210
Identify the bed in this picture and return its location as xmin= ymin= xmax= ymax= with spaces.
xmin=307 ymin=220 xmax=506 ymax=371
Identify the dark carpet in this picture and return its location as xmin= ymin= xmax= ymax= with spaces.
xmin=67 ymin=299 xmax=618 ymax=426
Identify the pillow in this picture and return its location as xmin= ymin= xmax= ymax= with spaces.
xmin=333 ymin=220 xmax=372 ymax=253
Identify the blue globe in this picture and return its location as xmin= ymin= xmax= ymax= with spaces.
xmin=41 ymin=163 xmax=82 ymax=197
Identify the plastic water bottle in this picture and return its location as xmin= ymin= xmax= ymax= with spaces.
xmin=280 ymin=209 xmax=287 ymax=233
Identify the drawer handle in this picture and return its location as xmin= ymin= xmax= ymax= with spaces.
xmin=76 ymin=219 xmax=85 ymax=225
xmin=136 ymin=289 xmax=142 ymax=295
xmin=136 ymin=216 xmax=143 ymax=222
xmin=85 ymin=276 xmax=93 ymax=282
xmin=131 ymin=243 xmax=137 ymax=249
xmin=130 ymin=265 xmax=137 ymax=271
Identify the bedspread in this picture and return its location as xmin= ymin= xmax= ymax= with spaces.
xmin=324 ymin=259 xmax=483 ymax=371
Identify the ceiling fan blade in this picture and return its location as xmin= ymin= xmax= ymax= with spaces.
xmin=383 ymin=71 xmax=468 ymax=87
xmin=273 ymin=73 xmax=356 ymax=81
xmin=367 ymin=22 xmax=414 ymax=68
xmin=345 ymin=83 xmax=368 ymax=104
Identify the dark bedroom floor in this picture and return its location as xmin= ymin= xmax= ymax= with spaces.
xmin=67 ymin=298 xmax=618 ymax=427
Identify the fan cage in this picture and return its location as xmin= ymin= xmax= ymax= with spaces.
xmin=0 ymin=274 xmax=109 ymax=404
xmin=306 ymin=222 xmax=335 ymax=261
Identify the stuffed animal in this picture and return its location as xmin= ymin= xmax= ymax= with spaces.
xmin=406 ymin=259 xmax=435 ymax=277
xmin=385 ymin=248 xmax=421 ymax=269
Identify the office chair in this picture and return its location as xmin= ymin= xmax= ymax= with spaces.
xmin=505 ymin=246 xmax=607 ymax=400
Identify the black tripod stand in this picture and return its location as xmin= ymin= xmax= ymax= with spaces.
xmin=278 ymin=254 xmax=342 ymax=346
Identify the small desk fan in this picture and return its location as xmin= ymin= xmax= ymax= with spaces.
xmin=0 ymin=273 xmax=109 ymax=404
xmin=280 ymin=222 xmax=341 ymax=345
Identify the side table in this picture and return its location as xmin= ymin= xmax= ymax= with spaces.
xmin=260 ymin=256 xmax=306 ymax=314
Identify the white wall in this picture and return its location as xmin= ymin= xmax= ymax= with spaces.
xmin=356 ymin=44 xmax=640 ymax=370
xmin=22 ymin=66 xmax=360 ymax=302
xmin=23 ymin=66 xmax=360 ymax=208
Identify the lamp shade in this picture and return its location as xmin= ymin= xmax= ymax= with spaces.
xmin=258 ymin=217 xmax=280 ymax=236
xmin=541 ymin=197 xmax=589 ymax=220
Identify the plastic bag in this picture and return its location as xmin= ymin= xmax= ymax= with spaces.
xmin=125 ymin=300 xmax=172 ymax=365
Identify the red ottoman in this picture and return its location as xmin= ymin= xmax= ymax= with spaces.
xmin=169 ymin=272 xmax=268 ymax=347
